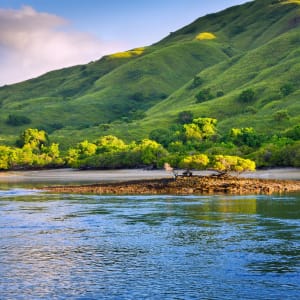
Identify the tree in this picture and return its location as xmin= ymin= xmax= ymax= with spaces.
xmin=192 ymin=118 xmax=217 ymax=139
xmin=189 ymin=76 xmax=203 ymax=89
xmin=229 ymin=127 xmax=262 ymax=147
xmin=211 ymin=155 xmax=255 ymax=174
xmin=0 ymin=146 xmax=17 ymax=170
xmin=280 ymin=83 xmax=294 ymax=96
xmin=77 ymin=140 xmax=97 ymax=158
xmin=273 ymin=110 xmax=290 ymax=122
xmin=216 ymin=91 xmax=224 ymax=97
xmin=135 ymin=139 xmax=168 ymax=166
xmin=195 ymin=88 xmax=214 ymax=103
xmin=238 ymin=89 xmax=255 ymax=103
xmin=177 ymin=111 xmax=194 ymax=124
xmin=149 ymin=128 xmax=173 ymax=147
xmin=285 ymin=125 xmax=300 ymax=140
xmin=179 ymin=154 xmax=209 ymax=170
xmin=65 ymin=148 xmax=80 ymax=167
xmin=6 ymin=114 xmax=31 ymax=126
xmin=17 ymin=128 xmax=49 ymax=151
xmin=183 ymin=118 xmax=217 ymax=142
xmin=95 ymin=135 xmax=126 ymax=153
xmin=184 ymin=123 xmax=203 ymax=141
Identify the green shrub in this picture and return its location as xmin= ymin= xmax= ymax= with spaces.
xmin=238 ymin=89 xmax=256 ymax=103
xmin=6 ymin=114 xmax=31 ymax=126
xmin=189 ymin=76 xmax=203 ymax=89
xmin=273 ymin=110 xmax=290 ymax=121
xmin=149 ymin=128 xmax=173 ymax=147
xmin=280 ymin=83 xmax=294 ymax=96
xmin=216 ymin=91 xmax=224 ymax=97
xmin=177 ymin=111 xmax=194 ymax=124
xmin=244 ymin=106 xmax=258 ymax=114
xmin=285 ymin=125 xmax=300 ymax=140
xmin=195 ymin=88 xmax=214 ymax=103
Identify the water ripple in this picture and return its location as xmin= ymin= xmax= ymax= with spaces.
xmin=0 ymin=192 xmax=299 ymax=299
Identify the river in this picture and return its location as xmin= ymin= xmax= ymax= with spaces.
xmin=0 ymin=169 xmax=299 ymax=299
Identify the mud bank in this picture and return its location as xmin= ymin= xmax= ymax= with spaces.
xmin=43 ymin=175 xmax=300 ymax=195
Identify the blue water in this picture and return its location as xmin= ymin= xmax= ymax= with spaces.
xmin=0 ymin=189 xmax=299 ymax=299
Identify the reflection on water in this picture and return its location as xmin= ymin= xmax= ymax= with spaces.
xmin=0 ymin=190 xmax=299 ymax=299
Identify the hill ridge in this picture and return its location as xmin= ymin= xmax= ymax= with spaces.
xmin=0 ymin=0 xmax=299 ymax=147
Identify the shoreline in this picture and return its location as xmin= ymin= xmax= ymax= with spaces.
xmin=42 ymin=175 xmax=300 ymax=195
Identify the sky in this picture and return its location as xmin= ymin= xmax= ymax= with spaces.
xmin=0 ymin=0 xmax=248 ymax=86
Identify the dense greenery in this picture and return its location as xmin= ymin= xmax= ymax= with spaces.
xmin=0 ymin=0 xmax=299 ymax=174
xmin=0 ymin=115 xmax=299 ymax=171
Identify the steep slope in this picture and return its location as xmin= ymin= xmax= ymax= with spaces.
xmin=141 ymin=28 xmax=300 ymax=134
xmin=0 ymin=41 xmax=228 ymax=145
xmin=0 ymin=0 xmax=299 ymax=147
xmin=109 ymin=0 xmax=300 ymax=139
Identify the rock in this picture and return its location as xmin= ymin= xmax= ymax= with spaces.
xmin=42 ymin=175 xmax=300 ymax=195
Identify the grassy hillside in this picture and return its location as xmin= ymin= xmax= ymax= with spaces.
xmin=0 ymin=0 xmax=300 ymax=148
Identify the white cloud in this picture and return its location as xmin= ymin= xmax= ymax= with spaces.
xmin=0 ymin=6 xmax=123 ymax=86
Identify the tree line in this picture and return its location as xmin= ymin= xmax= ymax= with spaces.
xmin=0 ymin=115 xmax=299 ymax=171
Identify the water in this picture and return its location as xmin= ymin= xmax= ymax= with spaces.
xmin=0 ymin=189 xmax=300 ymax=299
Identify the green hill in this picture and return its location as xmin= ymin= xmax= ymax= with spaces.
xmin=0 ymin=0 xmax=300 ymax=148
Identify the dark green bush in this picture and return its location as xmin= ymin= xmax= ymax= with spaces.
xmin=273 ymin=110 xmax=290 ymax=121
xmin=189 ymin=76 xmax=203 ymax=89
xmin=216 ymin=91 xmax=224 ymax=97
xmin=238 ymin=89 xmax=256 ymax=103
xmin=177 ymin=111 xmax=194 ymax=124
xmin=6 ymin=114 xmax=31 ymax=126
xmin=195 ymin=88 xmax=214 ymax=103
xmin=280 ymin=83 xmax=294 ymax=96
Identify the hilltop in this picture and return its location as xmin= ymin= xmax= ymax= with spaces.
xmin=0 ymin=0 xmax=299 ymax=149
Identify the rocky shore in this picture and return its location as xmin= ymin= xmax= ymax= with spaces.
xmin=42 ymin=175 xmax=300 ymax=195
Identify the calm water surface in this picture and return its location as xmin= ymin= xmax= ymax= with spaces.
xmin=0 ymin=188 xmax=299 ymax=299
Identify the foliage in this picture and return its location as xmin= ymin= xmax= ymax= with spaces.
xmin=273 ymin=110 xmax=290 ymax=121
xmin=0 ymin=128 xmax=63 ymax=169
xmin=192 ymin=118 xmax=217 ymax=139
xmin=285 ymin=124 xmax=300 ymax=140
xmin=95 ymin=135 xmax=126 ymax=153
xmin=211 ymin=155 xmax=256 ymax=174
xmin=195 ymin=89 xmax=214 ymax=103
xmin=177 ymin=111 xmax=194 ymax=124
xmin=189 ymin=76 xmax=203 ymax=89
xmin=195 ymin=32 xmax=216 ymax=40
xmin=179 ymin=154 xmax=209 ymax=170
xmin=216 ymin=91 xmax=224 ymax=97
xmin=135 ymin=139 xmax=168 ymax=166
xmin=16 ymin=128 xmax=49 ymax=150
xmin=0 ymin=146 xmax=17 ymax=170
xmin=229 ymin=127 xmax=262 ymax=147
xmin=0 ymin=120 xmax=299 ymax=170
xmin=280 ymin=83 xmax=294 ymax=96
xmin=250 ymin=137 xmax=300 ymax=167
xmin=238 ymin=89 xmax=256 ymax=103
xmin=149 ymin=128 xmax=173 ymax=147
xmin=0 ymin=0 xmax=299 ymax=151
xmin=6 ymin=114 xmax=31 ymax=126
xmin=184 ymin=123 xmax=203 ymax=141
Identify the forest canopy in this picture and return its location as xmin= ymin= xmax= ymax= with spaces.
xmin=0 ymin=115 xmax=299 ymax=171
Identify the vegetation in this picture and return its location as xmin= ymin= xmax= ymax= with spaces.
xmin=195 ymin=89 xmax=214 ymax=103
xmin=238 ymin=89 xmax=256 ymax=103
xmin=211 ymin=155 xmax=256 ymax=174
xmin=0 ymin=114 xmax=299 ymax=171
xmin=0 ymin=0 xmax=299 ymax=170
xmin=6 ymin=114 xmax=31 ymax=126
xmin=195 ymin=32 xmax=217 ymax=40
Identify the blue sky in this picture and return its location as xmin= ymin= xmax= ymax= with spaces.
xmin=0 ymin=0 xmax=248 ymax=85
